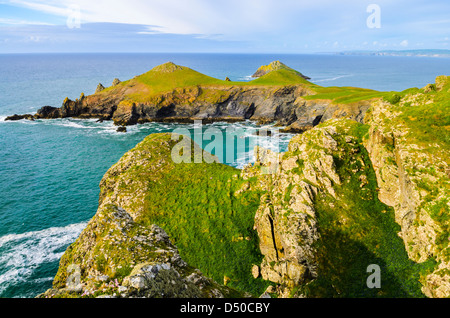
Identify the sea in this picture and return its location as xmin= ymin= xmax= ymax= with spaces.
xmin=1 ymin=53 xmax=449 ymax=298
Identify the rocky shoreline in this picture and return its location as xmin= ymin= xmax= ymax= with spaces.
xmin=5 ymin=61 xmax=374 ymax=133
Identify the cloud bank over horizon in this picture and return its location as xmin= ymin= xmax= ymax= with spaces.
xmin=0 ymin=0 xmax=449 ymax=53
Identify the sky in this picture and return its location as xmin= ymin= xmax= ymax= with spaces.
xmin=0 ymin=0 xmax=449 ymax=53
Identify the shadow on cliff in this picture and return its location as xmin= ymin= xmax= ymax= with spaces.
xmin=301 ymin=228 xmax=426 ymax=298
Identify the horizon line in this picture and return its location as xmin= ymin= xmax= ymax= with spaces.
xmin=0 ymin=49 xmax=450 ymax=55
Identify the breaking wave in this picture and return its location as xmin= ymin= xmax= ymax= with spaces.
xmin=0 ymin=222 xmax=87 ymax=296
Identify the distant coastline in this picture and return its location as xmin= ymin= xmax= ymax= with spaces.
xmin=334 ymin=49 xmax=450 ymax=58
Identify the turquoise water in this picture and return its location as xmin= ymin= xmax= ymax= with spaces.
xmin=1 ymin=53 xmax=450 ymax=298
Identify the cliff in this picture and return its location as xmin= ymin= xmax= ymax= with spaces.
xmin=38 ymin=73 xmax=449 ymax=298
xmin=6 ymin=61 xmax=384 ymax=132
xmin=39 ymin=133 xmax=256 ymax=298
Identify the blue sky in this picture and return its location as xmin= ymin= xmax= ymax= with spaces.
xmin=0 ymin=0 xmax=449 ymax=53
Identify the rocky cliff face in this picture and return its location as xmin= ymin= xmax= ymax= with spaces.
xmin=39 ymin=134 xmax=247 ymax=298
xmin=244 ymin=76 xmax=449 ymax=298
xmin=38 ymin=73 xmax=449 ymax=298
xmin=241 ymin=119 xmax=416 ymax=297
xmin=39 ymin=205 xmax=237 ymax=298
xmin=6 ymin=62 xmax=376 ymax=132
xmin=363 ymin=78 xmax=450 ymax=297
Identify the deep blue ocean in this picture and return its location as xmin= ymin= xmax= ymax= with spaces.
xmin=1 ymin=53 xmax=449 ymax=298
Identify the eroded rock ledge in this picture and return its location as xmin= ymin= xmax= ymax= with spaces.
xmin=39 ymin=205 xmax=237 ymax=298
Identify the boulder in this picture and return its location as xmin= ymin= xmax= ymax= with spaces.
xmin=35 ymin=106 xmax=61 ymax=119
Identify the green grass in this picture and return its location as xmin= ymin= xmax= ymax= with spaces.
xmin=302 ymin=86 xmax=387 ymax=104
xmin=136 ymin=65 xmax=224 ymax=93
xmin=301 ymin=85 xmax=426 ymax=106
xmin=54 ymin=133 xmax=270 ymax=296
xmin=134 ymin=146 xmax=271 ymax=295
xmin=99 ymin=62 xmax=314 ymax=105
xmin=251 ymin=69 xmax=312 ymax=86
xmin=379 ymin=81 xmax=450 ymax=152
xmin=397 ymin=93 xmax=450 ymax=151
xmin=295 ymin=120 xmax=436 ymax=297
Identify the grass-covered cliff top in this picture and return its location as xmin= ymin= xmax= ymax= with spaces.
xmin=98 ymin=61 xmax=312 ymax=100
xmin=95 ymin=60 xmax=449 ymax=108
xmin=251 ymin=60 xmax=311 ymax=80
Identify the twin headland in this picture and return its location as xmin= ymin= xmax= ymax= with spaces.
xmin=13 ymin=61 xmax=448 ymax=298
xmin=7 ymin=60 xmax=375 ymax=133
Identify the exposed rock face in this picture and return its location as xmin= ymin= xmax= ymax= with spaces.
xmin=35 ymin=106 xmax=63 ymax=119
xmin=242 ymin=119 xmax=368 ymax=296
xmin=39 ymin=205 xmax=232 ymax=298
xmin=112 ymin=78 xmax=121 ymax=86
xmin=364 ymin=95 xmax=450 ymax=298
xmin=9 ymin=62 xmax=374 ymax=130
xmin=5 ymin=114 xmax=35 ymax=121
xmin=95 ymin=83 xmax=105 ymax=93
xmin=242 ymin=97 xmax=448 ymax=298
xmin=39 ymin=134 xmax=241 ymax=298
xmin=281 ymin=99 xmax=372 ymax=133
xmin=42 ymin=83 xmax=317 ymax=127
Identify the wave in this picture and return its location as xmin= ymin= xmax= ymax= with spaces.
xmin=313 ymin=74 xmax=353 ymax=83
xmin=50 ymin=120 xmax=97 ymax=130
xmin=0 ymin=222 xmax=87 ymax=296
xmin=222 ymin=125 xmax=293 ymax=169
xmin=239 ymin=75 xmax=254 ymax=81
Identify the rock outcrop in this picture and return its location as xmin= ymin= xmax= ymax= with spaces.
xmin=39 ymin=205 xmax=234 ymax=298
xmin=95 ymin=83 xmax=105 ymax=93
xmin=7 ymin=62 xmax=376 ymax=131
xmin=363 ymin=79 xmax=450 ymax=297
xmin=4 ymin=114 xmax=35 ymax=121
xmin=39 ymin=134 xmax=246 ymax=298
xmin=112 ymin=78 xmax=121 ymax=86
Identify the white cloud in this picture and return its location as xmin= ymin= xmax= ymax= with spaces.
xmin=400 ymin=39 xmax=409 ymax=47
xmin=2 ymin=0 xmax=359 ymax=38
xmin=7 ymin=0 xmax=73 ymax=17
xmin=5 ymin=0 xmax=274 ymax=35
xmin=3 ymin=0 xmax=449 ymax=52
xmin=0 ymin=18 xmax=54 ymax=25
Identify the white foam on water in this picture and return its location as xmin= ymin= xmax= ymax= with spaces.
xmin=220 ymin=123 xmax=294 ymax=168
xmin=0 ymin=222 xmax=87 ymax=295
xmin=0 ymin=116 xmax=38 ymax=125
xmin=313 ymin=74 xmax=353 ymax=83
xmin=42 ymin=118 xmax=103 ymax=130
xmin=239 ymin=75 xmax=254 ymax=81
